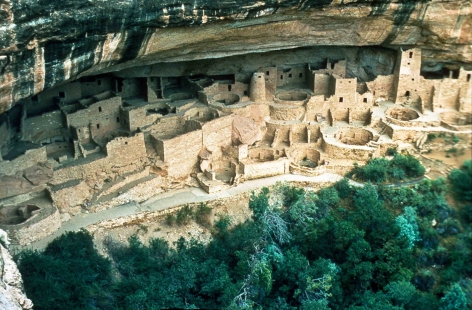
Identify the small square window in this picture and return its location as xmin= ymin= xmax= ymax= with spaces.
xmin=363 ymin=98 xmax=367 ymax=103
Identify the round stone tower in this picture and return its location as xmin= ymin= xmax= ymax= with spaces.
xmin=250 ymin=72 xmax=266 ymax=103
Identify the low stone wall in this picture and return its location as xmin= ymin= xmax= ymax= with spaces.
xmin=385 ymin=116 xmax=440 ymax=128
xmin=289 ymin=163 xmax=353 ymax=177
xmin=321 ymin=138 xmax=373 ymax=161
xmin=0 ymin=207 xmax=61 ymax=246
xmin=241 ymin=158 xmax=289 ymax=180
xmin=440 ymin=121 xmax=472 ymax=131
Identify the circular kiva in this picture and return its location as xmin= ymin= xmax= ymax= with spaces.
xmin=336 ymin=127 xmax=373 ymax=146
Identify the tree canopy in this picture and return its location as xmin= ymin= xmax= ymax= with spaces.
xmin=16 ymin=160 xmax=472 ymax=309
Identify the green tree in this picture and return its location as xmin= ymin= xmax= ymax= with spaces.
xmin=384 ymin=281 xmax=417 ymax=307
xmin=358 ymin=157 xmax=389 ymax=183
xmin=448 ymin=160 xmax=472 ymax=202
xmin=334 ymin=177 xmax=353 ymax=198
xmin=317 ymin=187 xmax=340 ymax=208
xmin=17 ymin=231 xmax=114 ymax=310
xmin=396 ymin=207 xmax=420 ymax=249
xmin=439 ymin=283 xmax=467 ymax=310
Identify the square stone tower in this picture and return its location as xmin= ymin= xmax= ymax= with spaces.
xmin=393 ymin=48 xmax=421 ymax=105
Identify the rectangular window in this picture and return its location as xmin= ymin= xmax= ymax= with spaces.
xmin=228 ymin=85 xmax=232 ymax=91
xmin=363 ymin=98 xmax=367 ymax=103
xmin=405 ymin=91 xmax=410 ymax=97
xmin=299 ymin=73 xmax=303 ymax=78
xmin=409 ymin=52 xmax=413 ymax=58
xmin=280 ymin=75 xmax=283 ymax=80
xmin=339 ymin=97 xmax=343 ymax=103
xmin=96 ymin=124 xmax=100 ymax=129
xmin=98 ymin=107 xmax=102 ymax=112
xmin=289 ymin=74 xmax=292 ymax=78
xmin=266 ymin=71 xmax=270 ymax=76
xmin=117 ymin=117 xmax=120 ymax=123
xmin=97 ymin=80 xmax=101 ymax=86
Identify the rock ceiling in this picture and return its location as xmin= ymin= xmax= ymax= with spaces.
xmin=0 ymin=0 xmax=471 ymax=113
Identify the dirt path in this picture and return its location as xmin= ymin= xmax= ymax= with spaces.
xmin=16 ymin=173 xmax=344 ymax=251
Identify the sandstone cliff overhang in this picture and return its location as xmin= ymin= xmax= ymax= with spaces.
xmin=0 ymin=0 xmax=471 ymax=113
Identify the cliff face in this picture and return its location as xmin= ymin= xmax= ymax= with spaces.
xmin=0 ymin=244 xmax=33 ymax=310
xmin=0 ymin=0 xmax=471 ymax=113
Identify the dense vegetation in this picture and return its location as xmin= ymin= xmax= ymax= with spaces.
xmin=16 ymin=160 xmax=471 ymax=309
xmin=347 ymin=152 xmax=426 ymax=183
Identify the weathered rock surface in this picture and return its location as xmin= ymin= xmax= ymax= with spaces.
xmin=0 ymin=0 xmax=471 ymax=113
xmin=232 ymin=115 xmax=263 ymax=146
xmin=23 ymin=164 xmax=53 ymax=186
xmin=0 ymin=244 xmax=33 ymax=310
xmin=0 ymin=175 xmax=33 ymax=200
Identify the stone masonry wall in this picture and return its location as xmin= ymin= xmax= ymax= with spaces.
xmin=22 ymin=110 xmax=65 ymax=143
xmin=148 ymin=115 xmax=186 ymax=138
xmin=366 ymin=75 xmax=395 ymax=102
xmin=106 ymin=132 xmax=147 ymax=162
xmin=202 ymin=115 xmax=233 ymax=154
xmin=66 ymin=94 xmax=121 ymax=133
xmin=162 ymin=130 xmax=202 ymax=178
xmin=241 ymin=158 xmax=289 ymax=180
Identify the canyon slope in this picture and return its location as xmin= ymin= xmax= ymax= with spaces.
xmin=0 ymin=0 xmax=471 ymax=113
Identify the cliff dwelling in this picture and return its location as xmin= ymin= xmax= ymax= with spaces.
xmin=0 ymin=47 xmax=471 ymax=245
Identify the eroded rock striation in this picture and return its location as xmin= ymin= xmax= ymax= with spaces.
xmin=0 ymin=0 xmax=471 ymax=113
xmin=0 ymin=243 xmax=33 ymax=310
